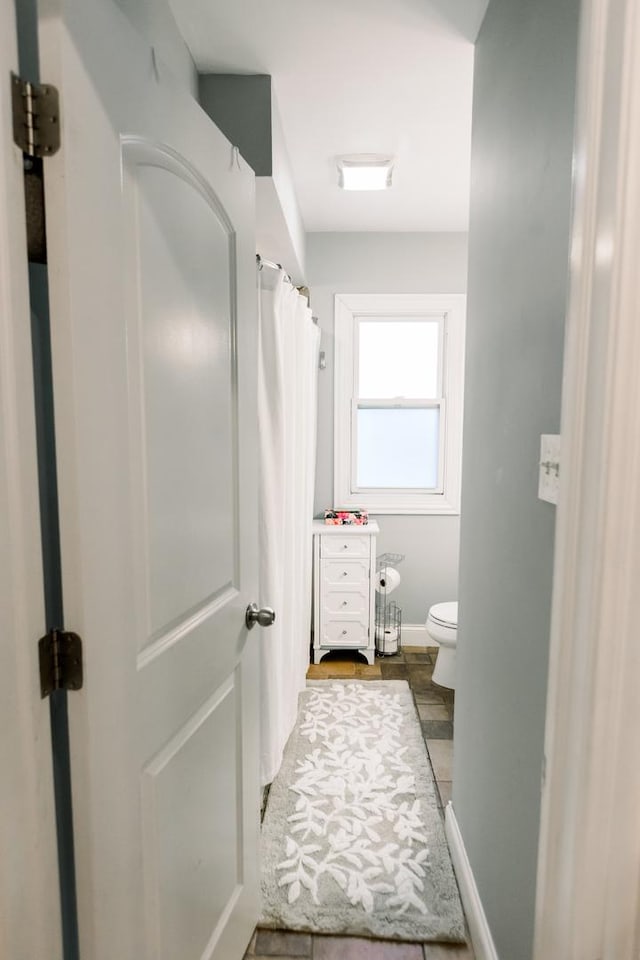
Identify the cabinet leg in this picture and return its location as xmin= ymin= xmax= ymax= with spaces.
xmin=313 ymin=649 xmax=323 ymax=664
xmin=364 ymin=649 xmax=375 ymax=666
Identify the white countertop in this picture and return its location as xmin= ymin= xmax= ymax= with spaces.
xmin=312 ymin=519 xmax=379 ymax=535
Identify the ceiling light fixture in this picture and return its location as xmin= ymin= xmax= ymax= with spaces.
xmin=337 ymin=154 xmax=394 ymax=191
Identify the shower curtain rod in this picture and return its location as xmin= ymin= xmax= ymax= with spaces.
xmin=256 ymin=254 xmax=317 ymax=323
xmin=256 ymin=254 xmax=292 ymax=284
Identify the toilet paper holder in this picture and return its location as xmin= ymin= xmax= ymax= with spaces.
xmin=375 ymin=552 xmax=405 ymax=657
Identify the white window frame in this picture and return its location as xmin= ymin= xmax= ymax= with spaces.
xmin=334 ymin=293 xmax=466 ymax=515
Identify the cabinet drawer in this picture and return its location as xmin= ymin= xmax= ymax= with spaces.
xmin=321 ymin=559 xmax=369 ymax=586
xmin=320 ymin=620 xmax=368 ymax=648
xmin=322 ymin=587 xmax=368 ymax=619
xmin=320 ymin=535 xmax=370 ymax=559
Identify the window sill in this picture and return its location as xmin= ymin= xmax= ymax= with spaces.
xmin=334 ymin=491 xmax=460 ymax=516
xmin=356 ymin=505 xmax=460 ymax=516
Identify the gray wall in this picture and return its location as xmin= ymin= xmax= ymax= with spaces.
xmin=453 ymin=1 xmax=580 ymax=958
xmin=199 ymin=75 xmax=273 ymax=176
xmin=307 ymin=232 xmax=468 ymax=624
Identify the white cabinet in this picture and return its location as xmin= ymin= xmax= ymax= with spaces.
xmin=312 ymin=520 xmax=379 ymax=665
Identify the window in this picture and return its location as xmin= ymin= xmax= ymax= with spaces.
xmin=334 ymin=294 xmax=466 ymax=514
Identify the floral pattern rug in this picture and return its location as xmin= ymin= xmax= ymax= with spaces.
xmin=260 ymin=680 xmax=466 ymax=942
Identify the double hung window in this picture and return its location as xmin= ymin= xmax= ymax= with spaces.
xmin=334 ymin=294 xmax=465 ymax=514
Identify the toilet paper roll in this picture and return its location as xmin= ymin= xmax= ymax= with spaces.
xmin=375 ymin=625 xmax=399 ymax=655
xmin=374 ymin=566 xmax=401 ymax=594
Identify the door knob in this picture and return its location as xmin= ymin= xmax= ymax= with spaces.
xmin=245 ymin=603 xmax=276 ymax=629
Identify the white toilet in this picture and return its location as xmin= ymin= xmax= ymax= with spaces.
xmin=425 ymin=601 xmax=458 ymax=689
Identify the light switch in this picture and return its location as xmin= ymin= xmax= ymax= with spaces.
xmin=538 ymin=434 xmax=561 ymax=504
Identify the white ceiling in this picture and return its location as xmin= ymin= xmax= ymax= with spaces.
xmin=171 ymin=0 xmax=488 ymax=233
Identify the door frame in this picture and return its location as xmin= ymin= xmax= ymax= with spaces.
xmin=534 ymin=0 xmax=640 ymax=956
xmin=0 ymin=0 xmax=61 ymax=954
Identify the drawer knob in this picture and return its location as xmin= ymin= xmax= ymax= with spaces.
xmin=342 ymin=544 xmax=348 ymax=549
xmin=342 ymin=629 xmax=347 ymax=635
xmin=342 ymin=600 xmax=348 ymax=606
xmin=342 ymin=571 xmax=348 ymax=577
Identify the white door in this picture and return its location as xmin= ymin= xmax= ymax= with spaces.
xmin=0 ymin=1 xmax=61 ymax=956
xmin=38 ymin=1 xmax=261 ymax=958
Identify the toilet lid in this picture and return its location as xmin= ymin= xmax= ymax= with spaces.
xmin=429 ymin=601 xmax=458 ymax=628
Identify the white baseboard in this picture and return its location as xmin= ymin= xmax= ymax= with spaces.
xmin=445 ymin=803 xmax=499 ymax=960
xmin=402 ymin=623 xmax=437 ymax=646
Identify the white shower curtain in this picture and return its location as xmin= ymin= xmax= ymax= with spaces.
xmin=258 ymin=268 xmax=320 ymax=786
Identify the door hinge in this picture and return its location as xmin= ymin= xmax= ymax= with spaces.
xmin=11 ymin=74 xmax=60 ymax=263
xmin=38 ymin=630 xmax=83 ymax=698
xmin=11 ymin=73 xmax=60 ymax=158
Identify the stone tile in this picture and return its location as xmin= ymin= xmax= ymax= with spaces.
xmin=355 ymin=663 xmax=383 ymax=679
xmin=421 ymin=720 xmax=454 ymax=740
xmin=425 ymin=646 xmax=440 ymax=655
xmin=243 ymin=929 xmax=257 ymax=956
xmin=379 ymin=661 xmax=409 ymax=680
xmin=412 ymin=689 xmax=445 ymax=705
xmin=307 ymin=664 xmax=331 ymax=679
xmin=408 ymin=682 xmax=437 ymax=700
xmin=389 ymin=651 xmax=406 ymax=662
xmin=410 ymin=681 xmax=443 ymax=700
xmin=407 ymin=665 xmax=434 ymax=684
xmin=437 ymin=781 xmax=453 ymax=807
xmin=313 ymin=935 xmax=424 ymax=959
xmin=254 ymin=929 xmax=312 ymax=957
xmin=307 ymin=657 xmax=359 ymax=675
xmin=426 ymin=739 xmax=454 ymax=781
xmin=423 ymin=943 xmax=475 ymax=959
xmin=417 ymin=703 xmax=450 ymax=722
xmin=404 ymin=652 xmax=432 ymax=664
xmin=402 ymin=645 xmax=429 ymax=654
xmin=322 ymin=661 xmax=356 ymax=677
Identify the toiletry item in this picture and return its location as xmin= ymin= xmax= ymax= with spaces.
xmin=375 ymin=624 xmax=399 ymax=655
xmin=374 ymin=566 xmax=401 ymax=594
xmin=324 ymin=509 xmax=369 ymax=525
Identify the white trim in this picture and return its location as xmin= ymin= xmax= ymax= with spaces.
xmin=534 ymin=0 xmax=640 ymax=958
xmin=445 ymin=804 xmax=499 ymax=960
xmin=401 ymin=623 xmax=434 ymax=646
xmin=0 ymin=0 xmax=61 ymax=951
xmin=333 ymin=293 xmax=465 ymax=515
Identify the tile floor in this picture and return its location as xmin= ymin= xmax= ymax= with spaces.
xmin=246 ymin=646 xmax=472 ymax=960
xmin=244 ymin=929 xmax=473 ymax=959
